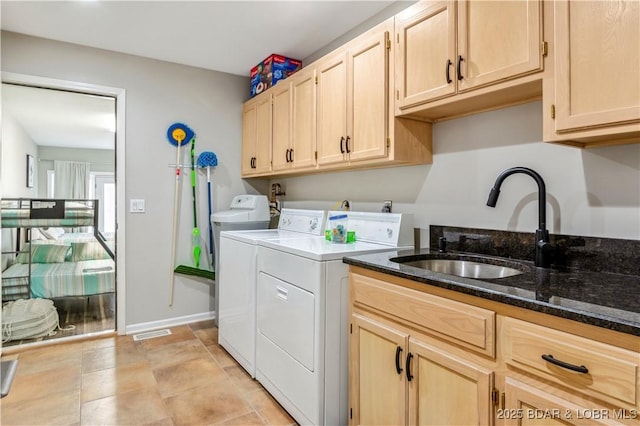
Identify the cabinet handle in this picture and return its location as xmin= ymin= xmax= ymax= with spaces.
xmin=541 ymin=354 xmax=589 ymax=374
xmin=446 ymin=59 xmax=452 ymax=84
xmin=395 ymin=346 xmax=403 ymax=374
xmin=253 ymin=157 xmax=256 ymax=168
xmin=250 ymin=157 xmax=254 ymax=168
xmin=346 ymin=136 xmax=351 ymax=153
xmin=289 ymin=148 xmax=294 ymax=162
xmin=285 ymin=149 xmax=291 ymax=163
xmin=340 ymin=136 xmax=346 ymax=154
xmin=405 ymin=352 xmax=414 ymax=381
xmin=457 ymin=55 xmax=464 ymax=81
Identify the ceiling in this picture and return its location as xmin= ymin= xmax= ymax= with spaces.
xmin=1 ymin=1 xmax=400 ymax=76
xmin=1 ymin=1 xmax=402 ymax=150
xmin=3 ymin=83 xmax=116 ymax=150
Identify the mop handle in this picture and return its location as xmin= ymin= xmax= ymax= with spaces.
xmin=169 ymin=132 xmax=185 ymax=306
xmin=207 ymin=167 xmax=213 ymax=256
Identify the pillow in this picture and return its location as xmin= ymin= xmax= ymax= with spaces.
xmin=70 ymin=241 xmax=111 ymax=261
xmin=39 ymin=227 xmax=65 ymax=240
xmin=29 ymin=228 xmax=47 ymax=241
xmin=15 ymin=244 xmax=70 ymax=264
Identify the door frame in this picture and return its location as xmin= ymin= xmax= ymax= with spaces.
xmin=2 ymin=71 xmax=127 ymax=334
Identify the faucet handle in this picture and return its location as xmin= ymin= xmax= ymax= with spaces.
xmin=438 ymin=237 xmax=447 ymax=253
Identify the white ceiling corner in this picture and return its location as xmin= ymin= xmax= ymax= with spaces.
xmin=1 ymin=1 xmax=403 ymax=149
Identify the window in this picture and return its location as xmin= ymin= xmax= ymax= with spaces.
xmin=47 ymin=170 xmax=115 ymax=233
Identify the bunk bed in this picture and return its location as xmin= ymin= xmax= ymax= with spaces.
xmin=1 ymin=198 xmax=115 ymax=302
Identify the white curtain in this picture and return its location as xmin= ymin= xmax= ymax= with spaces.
xmin=54 ymin=160 xmax=90 ymax=199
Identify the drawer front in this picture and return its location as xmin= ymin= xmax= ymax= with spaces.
xmin=351 ymin=273 xmax=495 ymax=357
xmin=502 ymin=317 xmax=640 ymax=410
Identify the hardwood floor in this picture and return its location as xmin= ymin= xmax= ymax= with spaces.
xmin=0 ymin=320 xmax=296 ymax=425
xmin=2 ymin=293 xmax=116 ymax=347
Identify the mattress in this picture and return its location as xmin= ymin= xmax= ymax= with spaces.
xmin=2 ymin=259 xmax=115 ymax=299
xmin=1 ymin=200 xmax=96 ymax=228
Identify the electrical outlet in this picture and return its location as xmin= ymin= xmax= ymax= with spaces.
xmin=382 ymin=200 xmax=392 ymax=213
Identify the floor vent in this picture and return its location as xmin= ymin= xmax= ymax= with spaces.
xmin=133 ymin=329 xmax=172 ymax=341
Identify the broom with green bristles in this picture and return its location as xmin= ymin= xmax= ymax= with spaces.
xmin=173 ymin=136 xmax=215 ymax=282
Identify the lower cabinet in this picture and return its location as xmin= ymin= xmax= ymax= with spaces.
xmin=350 ymin=313 xmax=406 ymax=426
xmin=350 ymin=312 xmax=494 ymax=426
xmin=349 ymin=268 xmax=640 ymax=426
xmin=503 ymin=377 xmax=628 ymax=426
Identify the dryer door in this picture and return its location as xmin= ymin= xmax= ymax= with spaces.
xmin=257 ymin=272 xmax=315 ymax=371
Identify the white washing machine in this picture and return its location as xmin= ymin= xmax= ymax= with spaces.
xmin=217 ymin=209 xmax=326 ymax=377
xmin=211 ymin=195 xmax=270 ymax=326
xmin=255 ymin=212 xmax=414 ymax=426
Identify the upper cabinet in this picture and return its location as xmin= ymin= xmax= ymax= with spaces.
xmin=242 ymin=94 xmax=272 ymax=176
xmin=317 ymin=20 xmax=390 ymax=166
xmin=395 ymin=0 xmax=543 ymax=118
xmin=242 ymin=17 xmax=432 ymax=178
xmin=271 ymin=66 xmax=317 ymax=172
xmin=543 ymin=0 xmax=640 ymax=146
xmin=241 ymin=0 xmax=638 ymax=177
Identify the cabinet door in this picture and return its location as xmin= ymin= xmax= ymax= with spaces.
xmin=504 ymin=377 xmax=619 ymax=426
xmin=457 ymin=0 xmax=542 ymax=92
xmin=290 ymin=67 xmax=317 ymax=170
xmin=554 ymin=0 xmax=640 ymax=132
xmin=348 ymin=22 xmax=390 ymax=163
xmin=271 ymin=82 xmax=291 ymax=171
xmin=408 ymin=338 xmax=494 ymax=426
xmin=254 ymin=95 xmax=273 ymax=174
xmin=395 ymin=1 xmax=456 ymax=111
xmin=241 ymin=100 xmax=258 ymax=176
xmin=242 ymin=94 xmax=272 ymax=176
xmin=350 ymin=313 xmax=408 ymax=426
xmin=317 ymin=51 xmax=349 ymax=166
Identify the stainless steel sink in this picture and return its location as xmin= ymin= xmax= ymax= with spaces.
xmin=391 ymin=254 xmax=526 ymax=279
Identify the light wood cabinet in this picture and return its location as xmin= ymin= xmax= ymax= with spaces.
xmin=350 ymin=313 xmax=407 ymax=426
xmin=241 ymin=94 xmax=272 ymax=176
xmin=395 ymin=0 xmax=543 ymax=117
xmin=350 ymin=313 xmax=494 ymax=426
xmin=240 ymin=17 xmax=432 ymax=178
xmin=349 ymin=271 xmax=496 ymax=425
xmin=407 ymin=338 xmax=494 ymax=425
xmin=543 ymin=0 xmax=640 ymax=146
xmin=317 ymin=18 xmax=391 ymax=166
xmin=271 ymin=66 xmax=317 ymax=172
xmin=504 ymin=377 xmax=624 ymax=426
xmin=349 ymin=267 xmax=640 ymax=426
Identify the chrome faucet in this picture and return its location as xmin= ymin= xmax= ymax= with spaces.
xmin=486 ymin=167 xmax=554 ymax=268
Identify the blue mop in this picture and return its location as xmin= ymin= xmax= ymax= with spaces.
xmin=197 ymin=151 xmax=218 ymax=268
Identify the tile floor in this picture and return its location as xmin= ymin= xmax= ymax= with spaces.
xmin=0 ymin=320 xmax=297 ymax=425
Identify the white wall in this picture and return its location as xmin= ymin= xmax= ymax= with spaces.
xmin=275 ymin=101 xmax=640 ymax=246
xmin=0 ymin=112 xmax=39 ymax=269
xmin=1 ymin=31 xmax=268 ymax=330
xmin=1 ymin=112 xmax=39 ymax=198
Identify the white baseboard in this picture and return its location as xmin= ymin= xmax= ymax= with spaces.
xmin=125 ymin=311 xmax=216 ymax=335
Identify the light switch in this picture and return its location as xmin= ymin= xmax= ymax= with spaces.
xmin=130 ymin=199 xmax=145 ymax=213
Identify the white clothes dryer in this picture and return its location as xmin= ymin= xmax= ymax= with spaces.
xmin=217 ymin=209 xmax=326 ymax=377
xmin=255 ymin=212 xmax=414 ymax=426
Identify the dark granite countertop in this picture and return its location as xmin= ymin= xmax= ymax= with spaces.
xmin=343 ymin=248 xmax=640 ymax=336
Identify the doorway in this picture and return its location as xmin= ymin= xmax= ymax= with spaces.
xmin=1 ymin=73 xmax=126 ymax=348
